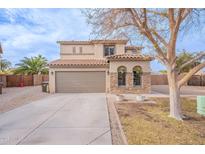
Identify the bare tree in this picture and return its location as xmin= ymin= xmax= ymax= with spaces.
xmin=84 ymin=8 xmax=205 ymax=120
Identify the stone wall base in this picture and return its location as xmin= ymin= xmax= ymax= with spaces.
xmin=110 ymin=72 xmax=151 ymax=94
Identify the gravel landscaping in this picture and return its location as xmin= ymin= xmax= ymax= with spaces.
xmin=0 ymin=86 xmax=50 ymax=113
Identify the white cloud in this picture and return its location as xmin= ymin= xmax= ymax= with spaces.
xmin=0 ymin=8 xmax=91 ymax=66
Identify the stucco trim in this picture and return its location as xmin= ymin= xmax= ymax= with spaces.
xmin=49 ymin=65 xmax=108 ymax=68
xmin=57 ymin=39 xmax=128 ymax=45
xmin=49 ymin=59 xmax=109 ymax=68
xmin=107 ymin=54 xmax=153 ymax=61
xmin=61 ymin=52 xmax=94 ymax=55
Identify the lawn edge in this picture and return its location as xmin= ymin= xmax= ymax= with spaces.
xmin=106 ymin=94 xmax=128 ymax=145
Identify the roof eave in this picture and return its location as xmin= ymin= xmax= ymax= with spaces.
xmin=57 ymin=39 xmax=129 ymax=45
xmin=57 ymin=41 xmax=91 ymax=45
xmin=125 ymin=46 xmax=144 ymax=50
xmin=107 ymin=58 xmax=153 ymax=61
xmin=49 ymin=64 xmax=108 ymax=68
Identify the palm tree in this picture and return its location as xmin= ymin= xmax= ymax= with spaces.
xmin=14 ymin=55 xmax=48 ymax=75
xmin=0 ymin=59 xmax=12 ymax=72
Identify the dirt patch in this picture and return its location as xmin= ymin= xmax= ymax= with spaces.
xmin=0 ymin=86 xmax=50 ymax=113
xmin=115 ymin=97 xmax=205 ymax=144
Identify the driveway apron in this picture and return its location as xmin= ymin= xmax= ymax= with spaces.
xmin=0 ymin=93 xmax=111 ymax=145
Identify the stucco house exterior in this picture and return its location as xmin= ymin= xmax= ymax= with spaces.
xmin=49 ymin=40 xmax=153 ymax=94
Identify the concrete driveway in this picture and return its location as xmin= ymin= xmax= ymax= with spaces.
xmin=0 ymin=86 xmax=49 ymax=113
xmin=0 ymin=93 xmax=111 ymax=145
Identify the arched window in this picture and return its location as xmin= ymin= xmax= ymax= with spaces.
xmin=133 ymin=66 xmax=142 ymax=86
xmin=118 ymin=66 xmax=126 ymax=86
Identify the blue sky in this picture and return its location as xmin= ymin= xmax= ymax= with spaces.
xmin=0 ymin=8 xmax=204 ymax=72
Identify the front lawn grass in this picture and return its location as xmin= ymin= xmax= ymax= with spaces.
xmin=115 ymin=98 xmax=205 ymax=144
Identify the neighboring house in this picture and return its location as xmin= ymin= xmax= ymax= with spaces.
xmin=49 ymin=40 xmax=153 ymax=93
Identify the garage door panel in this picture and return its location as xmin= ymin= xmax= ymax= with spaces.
xmin=55 ymin=71 xmax=105 ymax=93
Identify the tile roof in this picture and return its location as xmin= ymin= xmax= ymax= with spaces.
xmin=91 ymin=40 xmax=128 ymax=44
xmin=107 ymin=54 xmax=153 ymax=61
xmin=49 ymin=59 xmax=108 ymax=68
xmin=125 ymin=46 xmax=143 ymax=50
xmin=57 ymin=41 xmax=91 ymax=45
xmin=57 ymin=39 xmax=128 ymax=45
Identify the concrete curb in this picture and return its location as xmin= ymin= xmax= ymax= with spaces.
xmin=106 ymin=94 xmax=128 ymax=145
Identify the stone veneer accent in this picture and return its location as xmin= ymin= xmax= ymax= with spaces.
xmin=110 ymin=72 xmax=151 ymax=94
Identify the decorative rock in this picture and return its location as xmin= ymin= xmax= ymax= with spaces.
xmin=136 ymin=95 xmax=146 ymax=101
xmin=116 ymin=94 xmax=124 ymax=101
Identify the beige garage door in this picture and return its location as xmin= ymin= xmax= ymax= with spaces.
xmin=55 ymin=71 xmax=106 ymax=93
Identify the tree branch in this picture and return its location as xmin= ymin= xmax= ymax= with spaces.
xmin=178 ymin=62 xmax=205 ymax=88
xmin=175 ymin=9 xmax=185 ymax=32
xmin=177 ymin=51 xmax=205 ymax=72
xmin=143 ymin=8 xmax=147 ymax=28
xmin=147 ymin=10 xmax=168 ymax=18
xmin=168 ymin=9 xmax=184 ymax=63
xmin=181 ymin=9 xmax=193 ymax=21
xmin=113 ymin=22 xmax=135 ymax=29
xmin=128 ymin=8 xmax=168 ymax=63
xmin=129 ymin=8 xmax=143 ymax=27
xmin=155 ymin=55 xmax=168 ymax=65
xmin=168 ymin=9 xmax=175 ymax=30
xmin=150 ymin=29 xmax=168 ymax=47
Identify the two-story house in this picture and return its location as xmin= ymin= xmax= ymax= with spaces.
xmin=49 ymin=40 xmax=153 ymax=93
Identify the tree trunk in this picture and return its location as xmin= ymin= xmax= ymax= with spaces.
xmin=167 ymin=69 xmax=183 ymax=120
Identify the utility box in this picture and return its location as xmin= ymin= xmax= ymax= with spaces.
xmin=197 ymin=96 xmax=205 ymax=116
xmin=42 ymin=81 xmax=49 ymax=93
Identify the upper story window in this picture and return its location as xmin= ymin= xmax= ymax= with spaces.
xmin=72 ymin=47 xmax=76 ymax=54
xmin=104 ymin=45 xmax=115 ymax=56
xmin=79 ymin=47 xmax=83 ymax=54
